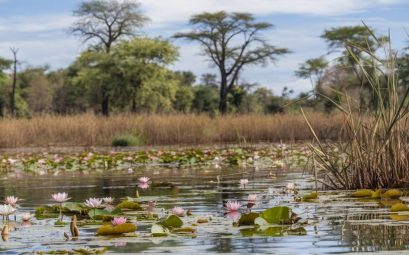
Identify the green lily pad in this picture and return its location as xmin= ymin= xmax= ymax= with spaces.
xmin=96 ymin=223 xmax=136 ymax=235
xmin=259 ymin=206 xmax=292 ymax=225
xmin=238 ymin=212 xmax=259 ymax=226
xmin=159 ymin=215 xmax=183 ymax=229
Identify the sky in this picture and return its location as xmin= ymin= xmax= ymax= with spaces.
xmin=0 ymin=0 xmax=408 ymax=95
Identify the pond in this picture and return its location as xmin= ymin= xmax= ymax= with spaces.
xmin=1 ymin=164 xmax=409 ymax=254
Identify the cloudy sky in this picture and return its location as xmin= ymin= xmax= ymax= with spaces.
xmin=0 ymin=0 xmax=408 ymax=95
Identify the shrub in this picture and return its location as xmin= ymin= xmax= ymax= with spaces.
xmin=111 ymin=134 xmax=143 ymax=147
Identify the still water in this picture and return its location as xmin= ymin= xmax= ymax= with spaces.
xmin=0 ymin=167 xmax=408 ymax=254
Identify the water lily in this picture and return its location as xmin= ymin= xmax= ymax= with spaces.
xmin=111 ymin=217 xmax=127 ymax=226
xmin=225 ymin=201 xmax=241 ymax=212
xmin=138 ymin=182 xmax=149 ymax=189
xmin=285 ymin=182 xmax=296 ymax=194
xmin=21 ymin=212 xmax=33 ymax=222
xmin=102 ymin=197 xmax=114 ymax=204
xmin=226 ymin=211 xmax=241 ymax=221
xmin=171 ymin=206 xmax=185 ymax=217
xmin=84 ymin=198 xmax=103 ymax=220
xmin=248 ymin=194 xmax=257 ymax=203
xmin=4 ymin=196 xmax=19 ymax=207
xmin=138 ymin=177 xmax=150 ymax=184
xmin=239 ymin=179 xmax=249 ymax=187
xmin=52 ymin=192 xmax=71 ymax=203
xmin=52 ymin=192 xmax=71 ymax=221
xmin=0 ymin=204 xmax=16 ymax=221
xmin=84 ymin=198 xmax=103 ymax=208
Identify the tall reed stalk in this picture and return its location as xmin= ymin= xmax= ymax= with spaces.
xmin=303 ymin=29 xmax=409 ymax=189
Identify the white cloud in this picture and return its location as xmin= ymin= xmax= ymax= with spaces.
xmin=139 ymin=0 xmax=403 ymax=27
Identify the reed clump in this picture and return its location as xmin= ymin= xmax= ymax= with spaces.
xmin=304 ymin=31 xmax=409 ymax=189
xmin=0 ymin=113 xmax=343 ymax=148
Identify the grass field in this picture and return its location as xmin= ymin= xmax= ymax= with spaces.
xmin=0 ymin=113 xmax=344 ymax=148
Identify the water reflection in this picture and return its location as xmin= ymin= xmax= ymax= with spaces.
xmin=1 ymin=168 xmax=409 ymax=253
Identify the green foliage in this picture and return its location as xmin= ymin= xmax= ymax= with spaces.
xmin=112 ymin=135 xmax=144 ymax=147
xmin=238 ymin=212 xmax=259 ymax=226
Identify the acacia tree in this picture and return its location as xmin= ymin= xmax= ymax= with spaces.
xmin=174 ymin=11 xmax=289 ymax=114
xmin=70 ymin=0 xmax=147 ymax=115
xmin=295 ymin=57 xmax=328 ymax=97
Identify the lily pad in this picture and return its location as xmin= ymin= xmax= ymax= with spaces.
xmin=115 ymin=200 xmax=143 ymax=211
xmin=96 ymin=223 xmax=136 ymax=235
xmin=238 ymin=212 xmax=259 ymax=226
xmin=151 ymin=223 xmax=169 ymax=237
xmin=159 ymin=215 xmax=183 ymax=229
xmin=259 ymin=206 xmax=292 ymax=225
xmin=382 ymin=189 xmax=403 ymax=198
xmin=352 ymin=189 xmax=374 ymax=198
xmin=390 ymin=203 xmax=409 ymax=212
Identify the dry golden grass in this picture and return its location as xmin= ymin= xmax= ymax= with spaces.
xmin=0 ymin=113 xmax=344 ymax=148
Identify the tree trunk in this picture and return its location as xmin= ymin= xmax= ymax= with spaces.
xmin=218 ymin=74 xmax=228 ymax=114
xmin=131 ymin=96 xmax=137 ymax=113
xmin=10 ymin=48 xmax=18 ymax=117
xmin=101 ymin=96 xmax=109 ymax=117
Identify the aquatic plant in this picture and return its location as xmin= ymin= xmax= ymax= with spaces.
xmin=84 ymin=198 xmax=103 ymax=220
xmin=4 ymin=196 xmax=20 ymax=207
xmin=21 ymin=212 xmax=33 ymax=222
xmin=0 ymin=204 xmax=16 ymax=221
xmin=225 ymin=201 xmax=241 ymax=212
xmin=51 ymin=192 xmax=71 ymax=221
xmin=171 ymin=207 xmax=185 ymax=217
xmin=303 ymin=28 xmax=409 ymax=189
xmin=138 ymin=177 xmax=150 ymax=184
xmin=248 ymin=194 xmax=257 ymax=204
xmin=239 ymin=179 xmax=249 ymax=187
xmin=111 ymin=217 xmax=127 ymax=226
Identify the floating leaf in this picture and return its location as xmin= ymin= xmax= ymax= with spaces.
xmin=302 ymin=192 xmax=318 ymax=201
xmin=96 ymin=223 xmax=136 ymax=235
xmin=352 ymin=189 xmax=374 ymax=198
xmin=159 ymin=215 xmax=183 ymax=229
xmin=390 ymin=203 xmax=409 ymax=212
xmin=382 ymin=189 xmax=403 ymax=198
xmin=151 ymin=223 xmax=169 ymax=237
xmin=259 ymin=206 xmax=292 ymax=225
xmin=115 ymin=200 xmax=143 ymax=211
xmin=238 ymin=212 xmax=259 ymax=226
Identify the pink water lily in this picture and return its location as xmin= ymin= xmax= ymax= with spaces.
xmin=225 ymin=201 xmax=241 ymax=212
xmin=138 ymin=182 xmax=149 ymax=189
xmin=102 ymin=197 xmax=114 ymax=204
xmin=5 ymin=196 xmax=20 ymax=207
xmin=226 ymin=211 xmax=241 ymax=221
xmin=171 ymin=206 xmax=184 ymax=217
xmin=138 ymin=177 xmax=150 ymax=184
xmin=111 ymin=217 xmax=127 ymax=226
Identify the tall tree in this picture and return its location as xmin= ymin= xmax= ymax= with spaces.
xmin=295 ymin=57 xmax=328 ymax=97
xmin=71 ymin=0 xmax=148 ymax=115
xmin=174 ymin=11 xmax=290 ymax=114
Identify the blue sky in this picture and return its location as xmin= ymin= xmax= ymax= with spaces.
xmin=0 ymin=0 xmax=408 ymax=95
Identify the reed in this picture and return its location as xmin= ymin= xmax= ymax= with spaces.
xmin=304 ymin=30 xmax=409 ymax=189
xmin=0 ymin=112 xmax=343 ymax=148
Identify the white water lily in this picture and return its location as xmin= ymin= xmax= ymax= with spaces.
xmin=51 ymin=192 xmax=71 ymax=203
xmin=102 ymin=197 xmax=114 ymax=204
xmin=21 ymin=212 xmax=33 ymax=222
xmin=84 ymin=198 xmax=103 ymax=208
xmin=0 ymin=204 xmax=16 ymax=217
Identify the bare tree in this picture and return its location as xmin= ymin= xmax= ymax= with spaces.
xmin=70 ymin=0 xmax=148 ymax=116
xmin=10 ymin=48 xmax=18 ymax=117
xmin=175 ymin=11 xmax=290 ymax=114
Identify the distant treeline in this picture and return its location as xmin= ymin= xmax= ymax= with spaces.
xmin=0 ymin=0 xmax=408 ymax=117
